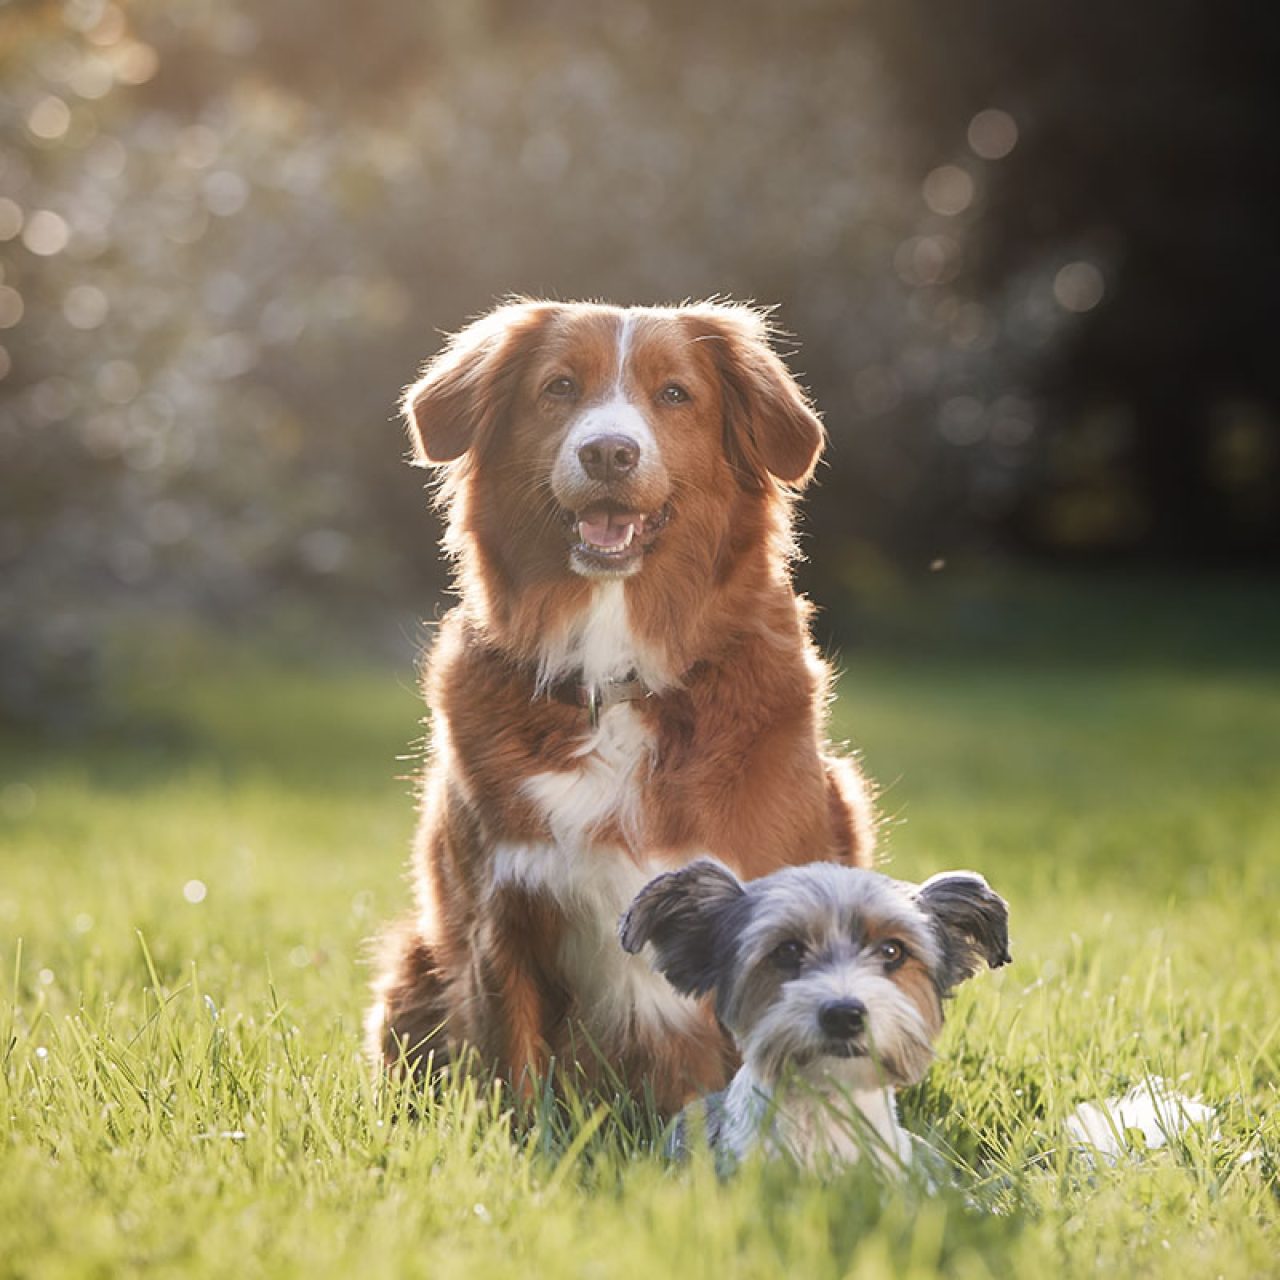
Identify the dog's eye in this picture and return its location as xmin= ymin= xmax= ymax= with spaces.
xmin=544 ymin=376 xmax=578 ymax=399
xmin=769 ymin=939 xmax=806 ymax=973
xmin=879 ymin=939 xmax=907 ymax=968
xmin=658 ymin=383 xmax=689 ymax=405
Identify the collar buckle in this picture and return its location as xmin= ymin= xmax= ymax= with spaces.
xmin=558 ymin=670 xmax=651 ymax=726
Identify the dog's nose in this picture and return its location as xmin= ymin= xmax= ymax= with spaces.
xmin=578 ymin=434 xmax=639 ymax=482
xmin=818 ymin=998 xmax=867 ymax=1040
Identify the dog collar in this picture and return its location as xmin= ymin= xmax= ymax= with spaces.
xmin=551 ymin=671 xmax=652 ymax=728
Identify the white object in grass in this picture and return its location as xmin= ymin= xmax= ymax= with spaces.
xmin=1066 ymin=1076 xmax=1217 ymax=1159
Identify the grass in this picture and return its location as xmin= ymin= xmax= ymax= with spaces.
xmin=2 ymin=578 xmax=1278 ymax=1278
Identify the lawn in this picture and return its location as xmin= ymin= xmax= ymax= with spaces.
xmin=2 ymin=578 xmax=1278 ymax=1278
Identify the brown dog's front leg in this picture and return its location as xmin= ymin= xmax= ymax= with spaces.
xmin=472 ymin=889 xmax=568 ymax=1097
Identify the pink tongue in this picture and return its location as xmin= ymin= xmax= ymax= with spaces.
xmin=578 ymin=510 xmax=640 ymax=548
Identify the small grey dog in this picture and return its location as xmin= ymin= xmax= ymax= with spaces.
xmin=619 ymin=859 xmax=1010 ymax=1174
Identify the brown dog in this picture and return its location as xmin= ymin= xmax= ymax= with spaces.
xmin=366 ymin=300 xmax=876 ymax=1113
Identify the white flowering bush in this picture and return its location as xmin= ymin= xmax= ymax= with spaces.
xmin=1 ymin=0 xmax=1086 ymax=725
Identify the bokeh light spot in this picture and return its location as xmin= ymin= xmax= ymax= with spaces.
xmin=950 ymin=301 xmax=991 ymax=348
xmin=65 ymin=0 xmax=107 ymax=33
xmin=922 ymin=165 xmax=974 ymax=216
xmin=0 ymin=198 xmax=23 ymax=240
xmin=28 ymin=96 xmax=72 ymax=142
xmin=111 ymin=41 xmax=159 ymax=85
xmin=991 ymin=395 xmax=1037 ymax=446
xmin=1053 ymin=260 xmax=1105 ymax=312
xmin=203 ymin=171 xmax=249 ymax=216
xmin=87 ymin=4 xmax=128 ymax=47
xmin=0 ymin=288 xmax=23 ymax=329
xmin=183 ymin=879 xmax=207 ymax=904
xmin=894 ymin=235 xmax=962 ymax=287
xmin=64 ymin=284 xmax=109 ymax=329
xmin=68 ymin=56 xmax=115 ymax=101
xmin=968 ymin=108 xmax=1019 ymax=160
xmin=22 ymin=210 xmax=70 ymax=256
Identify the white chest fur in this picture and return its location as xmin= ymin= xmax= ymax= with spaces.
xmin=509 ymin=705 xmax=688 ymax=1036
xmin=536 ymin=579 xmax=671 ymax=694
xmin=526 ymin=580 xmax=665 ymax=851
xmin=523 ymin=703 xmax=654 ymax=848
xmin=492 ymin=586 xmax=692 ymax=1038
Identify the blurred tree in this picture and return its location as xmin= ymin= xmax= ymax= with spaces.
xmin=863 ymin=0 xmax=1280 ymax=560
xmin=2 ymin=0 xmax=1276 ymax=727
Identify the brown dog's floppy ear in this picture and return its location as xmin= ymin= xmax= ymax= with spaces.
xmin=619 ymin=859 xmax=746 ymax=998
xmin=685 ymin=303 xmax=826 ymax=488
xmin=401 ymin=300 xmax=556 ymax=464
xmin=915 ymin=871 xmax=1011 ymax=991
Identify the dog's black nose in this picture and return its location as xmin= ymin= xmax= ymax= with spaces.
xmin=578 ymin=434 xmax=639 ymax=482
xmin=818 ymin=998 xmax=867 ymax=1040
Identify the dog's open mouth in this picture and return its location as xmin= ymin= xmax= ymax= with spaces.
xmin=563 ymin=502 xmax=671 ymax=571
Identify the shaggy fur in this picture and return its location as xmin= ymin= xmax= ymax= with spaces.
xmin=620 ymin=859 xmax=1010 ymax=1170
xmin=366 ymin=299 xmax=877 ymax=1113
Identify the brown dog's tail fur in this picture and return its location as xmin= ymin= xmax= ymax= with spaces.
xmin=365 ymin=918 xmax=451 ymax=1076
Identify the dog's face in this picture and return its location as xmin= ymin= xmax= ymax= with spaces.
xmin=620 ymin=860 xmax=1010 ymax=1089
xmin=401 ymin=300 xmax=824 ymax=582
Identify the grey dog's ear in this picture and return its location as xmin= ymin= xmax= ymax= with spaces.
xmin=618 ymin=859 xmax=746 ymax=998
xmin=915 ymin=871 xmax=1011 ymax=990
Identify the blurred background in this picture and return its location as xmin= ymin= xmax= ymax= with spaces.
xmin=2 ymin=0 xmax=1278 ymax=729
